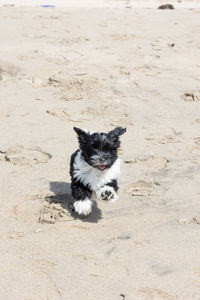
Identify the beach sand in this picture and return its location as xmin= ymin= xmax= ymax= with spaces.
xmin=0 ymin=3 xmax=200 ymax=299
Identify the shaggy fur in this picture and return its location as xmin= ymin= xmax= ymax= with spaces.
xmin=70 ymin=127 xmax=126 ymax=216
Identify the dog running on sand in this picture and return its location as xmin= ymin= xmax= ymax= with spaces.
xmin=70 ymin=127 xmax=126 ymax=216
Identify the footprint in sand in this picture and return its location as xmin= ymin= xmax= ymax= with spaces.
xmin=151 ymin=40 xmax=166 ymax=51
xmin=83 ymin=101 xmax=133 ymax=127
xmin=110 ymin=33 xmax=136 ymax=40
xmin=32 ymin=258 xmax=56 ymax=270
xmin=146 ymin=134 xmax=182 ymax=144
xmin=0 ymin=61 xmax=20 ymax=80
xmin=60 ymin=36 xmax=89 ymax=45
xmin=177 ymin=216 xmax=200 ymax=225
xmin=194 ymin=137 xmax=200 ymax=145
xmin=48 ymin=76 xmax=101 ymax=101
xmin=1 ymin=145 xmax=52 ymax=166
xmin=124 ymin=155 xmax=169 ymax=170
xmin=128 ymin=180 xmax=156 ymax=197
xmin=38 ymin=202 xmax=73 ymax=224
xmin=182 ymin=90 xmax=200 ymax=102
xmin=46 ymin=108 xmax=70 ymax=119
xmin=187 ymin=137 xmax=200 ymax=154
xmin=8 ymin=231 xmax=24 ymax=239
xmin=136 ymin=287 xmax=176 ymax=300
xmin=46 ymin=108 xmax=87 ymax=123
xmin=0 ymin=108 xmax=30 ymax=119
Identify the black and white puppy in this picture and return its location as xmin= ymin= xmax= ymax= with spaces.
xmin=70 ymin=127 xmax=126 ymax=216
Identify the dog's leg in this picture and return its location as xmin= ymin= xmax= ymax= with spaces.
xmin=96 ymin=180 xmax=118 ymax=202
xmin=71 ymin=180 xmax=93 ymax=216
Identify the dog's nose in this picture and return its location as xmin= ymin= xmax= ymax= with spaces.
xmin=102 ymin=154 xmax=109 ymax=160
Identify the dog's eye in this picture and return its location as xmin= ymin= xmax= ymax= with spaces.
xmin=103 ymin=143 xmax=112 ymax=150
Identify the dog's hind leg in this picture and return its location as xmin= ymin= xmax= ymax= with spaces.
xmin=71 ymin=180 xmax=93 ymax=216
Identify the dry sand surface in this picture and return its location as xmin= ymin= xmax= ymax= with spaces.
xmin=0 ymin=3 xmax=200 ymax=300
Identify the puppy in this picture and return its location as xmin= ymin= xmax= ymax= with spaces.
xmin=70 ymin=127 xmax=126 ymax=216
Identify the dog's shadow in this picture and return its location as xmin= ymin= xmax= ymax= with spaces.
xmin=45 ymin=181 xmax=102 ymax=223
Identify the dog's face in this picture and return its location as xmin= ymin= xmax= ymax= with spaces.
xmin=74 ymin=127 xmax=126 ymax=171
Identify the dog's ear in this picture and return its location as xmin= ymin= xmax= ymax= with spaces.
xmin=108 ymin=127 xmax=126 ymax=138
xmin=73 ymin=127 xmax=90 ymax=146
xmin=73 ymin=127 xmax=87 ymax=136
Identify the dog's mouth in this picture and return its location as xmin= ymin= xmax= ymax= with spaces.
xmin=97 ymin=165 xmax=107 ymax=171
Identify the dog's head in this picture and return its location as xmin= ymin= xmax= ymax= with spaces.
xmin=74 ymin=127 xmax=126 ymax=171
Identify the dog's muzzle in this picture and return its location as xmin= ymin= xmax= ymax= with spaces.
xmin=96 ymin=164 xmax=107 ymax=171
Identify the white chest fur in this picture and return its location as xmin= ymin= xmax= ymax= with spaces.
xmin=73 ymin=150 xmax=121 ymax=191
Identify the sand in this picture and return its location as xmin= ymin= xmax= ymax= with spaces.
xmin=0 ymin=2 xmax=200 ymax=299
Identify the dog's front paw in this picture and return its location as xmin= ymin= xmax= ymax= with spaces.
xmin=96 ymin=186 xmax=118 ymax=202
xmin=74 ymin=199 xmax=92 ymax=216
